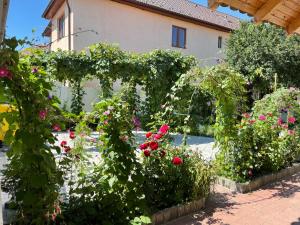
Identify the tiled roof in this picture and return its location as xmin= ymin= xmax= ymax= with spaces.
xmin=119 ymin=0 xmax=240 ymax=31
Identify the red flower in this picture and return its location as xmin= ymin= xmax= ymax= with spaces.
xmin=0 ymin=67 xmax=12 ymax=79
xmin=52 ymin=124 xmax=61 ymax=132
xmin=249 ymin=119 xmax=256 ymax=125
xmin=242 ymin=113 xmax=250 ymax=118
xmin=143 ymin=149 xmax=151 ymax=157
xmin=64 ymin=146 xmax=71 ymax=153
xmin=154 ymin=133 xmax=163 ymax=140
xmin=277 ymin=118 xmax=283 ymax=125
xmin=159 ymin=150 xmax=166 ymax=158
xmin=248 ymin=169 xmax=253 ymax=177
xmin=149 ymin=141 xmax=159 ymax=150
xmin=159 ymin=124 xmax=169 ymax=134
xmin=145 ymin=132 xmax=152 ymax=138
xmin=139 ymin=143 xmax=149 ymax=150
xmin=39 ymin=109 xmax=47 ymax=120
xmin=288 ymin=117 xmax=296 ymax=124
xmin=60 ymin=141 xmax=67 ymax=147
xmin=69 ymin=131 xmax=76 ymax=139
xmin=172 ymin=156 xmax=183 ymax=165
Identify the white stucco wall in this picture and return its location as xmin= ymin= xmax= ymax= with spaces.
xmin=49 ymin=0 xmax=233 ymax=111
xmin=51 ymin=0 xmax=231 ymax=66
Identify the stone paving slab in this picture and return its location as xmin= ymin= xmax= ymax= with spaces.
xmin=168 ymin=172 xmax=300 ymax=225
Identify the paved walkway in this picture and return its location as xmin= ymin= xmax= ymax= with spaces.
xmin=169 ymin=172 xmax=300 ymax=225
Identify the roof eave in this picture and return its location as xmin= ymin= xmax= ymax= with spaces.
xmin=42 ymin=0 xmax=64 ymax=19
xmin=111 ymin=0 xmax=236 ymax=32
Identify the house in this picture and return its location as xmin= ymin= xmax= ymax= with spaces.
xmin=42 ymin=0 xmax=240 ymax=111
xmin=42 ymin=0 xmax=240 ymax=65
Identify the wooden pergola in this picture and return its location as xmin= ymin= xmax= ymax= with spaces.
xmin=208 ymin=0 xmax=300 ymax=34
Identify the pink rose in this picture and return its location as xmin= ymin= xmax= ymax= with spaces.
xmin=52 ymin=124 xmax=61 ymax=132
xmin=39 ymin=109 xmax=47 ymax=120
xmin=258 ymin=115 xmax=266 ymax=121
xmin=154 ymin=133 xmax=163 ymax=140
xmin=288 ymin=130 xmax=295 ymax=135
xmin=242 ymin=113 xmax=250 ymax=118
xmin=0 ymin=67 xmax=12 ymax=79
xmin=277 ymin=118 xmax=283 ymax=125
xmin=288 ymin=117 xmax=296 ymax=124
xmin=103 ymin=110 xmax=110 ymax=116
xmin=159 ymin=124 xmax=169 ymax=134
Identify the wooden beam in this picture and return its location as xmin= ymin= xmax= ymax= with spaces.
xmin=287 ymin=15 xmax=300 ymax=34
xmin=254 ymin=0 xmax=283 ymax=22
xmin=208 ymin=0 xmax=257 ymax=15
xmin=208 ymin=0 xmax=219 ymax=10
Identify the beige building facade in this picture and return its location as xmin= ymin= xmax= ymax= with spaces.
xmin=42 ymin=0 xmax=240 ymax=111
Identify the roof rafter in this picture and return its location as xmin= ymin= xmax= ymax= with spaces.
xmin=208 ymin=0 xmax=257 ymax=15
xmin=287 ymin=16 xmax=300 ymax=34
xmin=254 ymin=0 xmax=283 ymax=22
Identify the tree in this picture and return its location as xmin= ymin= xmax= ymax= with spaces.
xmin=226 ymin=22 xmax=300 ymax=102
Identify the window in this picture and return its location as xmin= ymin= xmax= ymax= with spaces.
xmin=58 ymin=15 xmax=65 ymax=40
xmin=218 ymin=36 xmax=222 ymax=49
xmin=172 ymin=25 xmax=186 ymax=48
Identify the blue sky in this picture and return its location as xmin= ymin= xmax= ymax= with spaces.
xmin=6 ymin=0 xmax=250 ymax=44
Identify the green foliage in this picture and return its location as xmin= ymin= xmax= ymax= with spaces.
xmin=139 ymin=126 xmax=214 ymax=213
xmin=216 ymin=88 xmax=300 ymax=182
xmin=62 ymin=97 xmax=146 ymax=224
xmin=0 ymin=38 xmax=63 ymax=224
xmin=226 ymin=22 xmax=300 ymax=95
xmin=200 ymin=65 xmax=247 ymax=148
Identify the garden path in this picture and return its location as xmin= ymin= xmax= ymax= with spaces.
xmin=169 ymin=172 xmax=300 ymax=225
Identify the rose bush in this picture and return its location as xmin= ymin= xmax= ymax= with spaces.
xmin=140 ymin=124 xmax=214 ymax=213
xmin=216 ymin=88 xmax=300 ymax=182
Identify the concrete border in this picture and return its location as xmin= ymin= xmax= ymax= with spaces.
xmin=217 ymin=163 xmax=300 ymax=193
xmin=151 ymin=198 xmax=206 ymax=225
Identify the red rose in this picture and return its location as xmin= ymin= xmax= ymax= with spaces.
xmin=149 ymin=141 xmax=159 ymax=150
xmin=172 ymin=156 xmax=183 ymax=165
xmin=139 ymin=142 xmax=149 ymax=150
xmin=52 ymin=124 xmax=61 ymax=132
xmin=145 ymin=132 xmax=152 ymax=138
xmin=248 ymin=169 xmax=253 ymax=177
xmin=154 ymin=133 xmax=163 ymax=140
xmin=159 ymin=124 xmax=169 ymax=134
xmin=64 ymin=146 xmax=71 ymax=153
xmin=60 ymin=141 xmax=67 ymax=147
xmin=143 ymin=149 xmax=151 ymax=157
xmin=69 ymin=131 xmax=76 ymax=139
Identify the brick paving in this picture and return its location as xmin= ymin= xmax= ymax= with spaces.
xmin=169 ymin=172 xmax=300 ymax=225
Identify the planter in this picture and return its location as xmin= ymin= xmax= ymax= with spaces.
xmin=151 ymin=198 xmax=206 ymax=225
xmin=217 ymin=163 xmax=300 ymax=193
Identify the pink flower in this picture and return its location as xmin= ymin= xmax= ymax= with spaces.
xmin=242 ymin=113 xmax=250 ymax=118
xmin=288 ymin=117 xmax=296 ymax=124
xmin=145 ymin=132 xmax=152 ymax=138
xmin=172 ymin=156 xmax=183 ymax=165
xmin=0 ymin=67 xmax=12 ymax=79
xmin=288 ymin=130 xmax=295 ymax=135
xmin=39 ymin=109 xmax=47 ymax=120
xmin=277 ymin=118 xmax=283 ymax=125
xmin=103 ymin=120 xmax=109 ymax=125
xmin=281 ymin=124 xmax=288 ymax=129
xmin=249 ymin=119 xmax=256 ymax=125
xmin=154 ymin=133 xmax=163 ymax=140
xmin=32 ymin=68 xmax=38 ymax=73
xmin=159 ymin=124 xmax=169 ymax=134
xmin=258 ymin=115 xmax=266 ymax=121
xmin=52 ymin=124 xmax=61 ymax=132
xmin=103 ymin=110 xmax=110 ymax=116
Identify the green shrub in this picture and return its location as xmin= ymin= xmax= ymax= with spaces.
xmin=216 ymin=88 xmax=300 ymax=182
xmin=139 ymin=125 xmax=214 ymax=213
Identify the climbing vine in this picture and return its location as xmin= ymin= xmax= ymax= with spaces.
xmin=0 ymin=38 xmax=63 ymax=223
